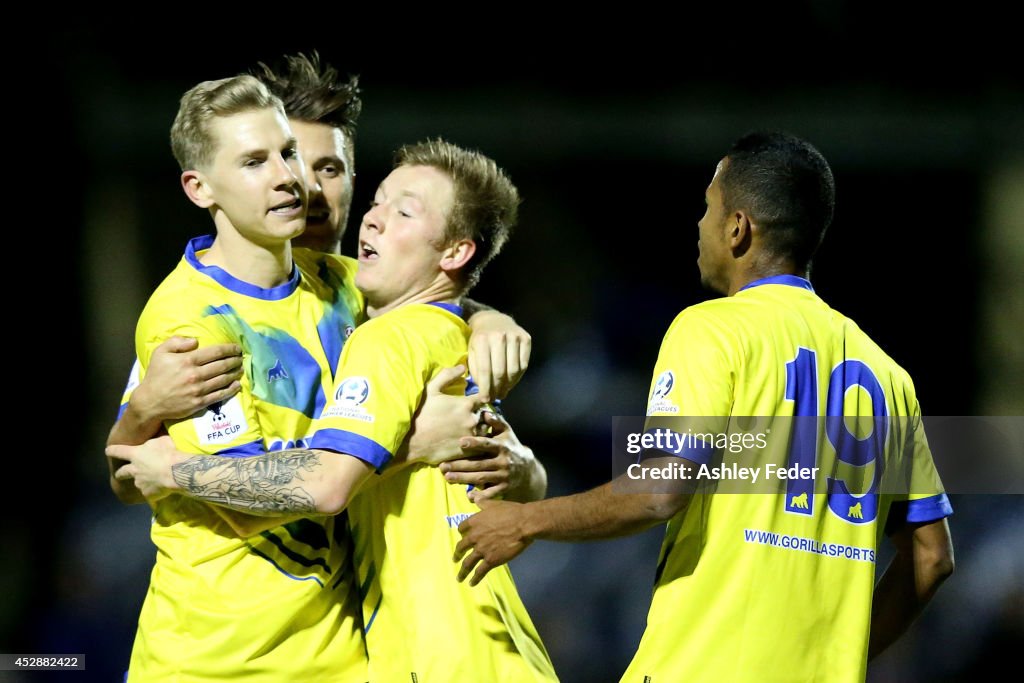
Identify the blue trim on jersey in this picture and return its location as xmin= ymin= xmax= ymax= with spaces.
xmin=364 ymin=592 xmax=383 ymax=635
xmin=740 ymin=274 xmax=814 ymax=292
xmin=214 ymin=439 xmax=267 ymax=458
xmin=641 ymin=428 xmax=717 ymax=465
xmin=906 ymin=493 xmax=953 ymax=522
xmin=184 ymin=235 xmax=300 ymax=300
xmin=117 ymin=402 xmax=128 ymax=421
xmin=309 ymin=429 xmax=392 ymax=470
xmin=428 ymin=301 xmax=464 ymax=318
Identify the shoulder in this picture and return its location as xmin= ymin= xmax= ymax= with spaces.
xmin=662 ymin=299 xmax=743 ymax=345
xmin=355 ymin=304 xmax=466 ymax=344
xmin=136 ymin=260 xmax=211 ymax=329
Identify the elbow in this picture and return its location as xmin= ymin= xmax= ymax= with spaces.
xmin=646 ymin=493 xmax=689 ymax=522
xmin=317 ymin=491 xmax=350 ymax=516
xmin=931 ymin=548 xmax=955 ymax=585
xmin=315 ymin=472 xmax=353 ymax=516
xmin=310 ymin=451 xmax=371 ymax=515
xmin=919 ymin=539 xmax=955 ymax=591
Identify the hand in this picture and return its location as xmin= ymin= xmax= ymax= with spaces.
xmin=131 ymin=337 xmax=243 ymax=422
xmin=107 ymin=434 xmax=182 ymax=502
xmin=466 ymin=311 xmax=531 ymax=402
xmin=454 ymin=498 xmax=531 ymax=586
xmin=404 ymin=365 xmax=485 ymax=465
xmin=442 ymin=412 xmax=537 ymax=502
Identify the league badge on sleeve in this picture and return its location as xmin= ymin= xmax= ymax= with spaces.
xmin=647 ymin=370 xmax=680 ymax=415
xmin=322 ymin=376 xmax=375 ymax=422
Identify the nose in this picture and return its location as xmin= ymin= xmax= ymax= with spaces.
xmin=272 ymin=154 xmax=301 ymax=191
xmin=362 ymin=203 xmax=384 ymax=232
xmin=300 ymin=161 xmax=323 ymax=200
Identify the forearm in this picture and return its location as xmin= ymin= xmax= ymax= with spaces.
xmin=106 ymin=404 xmax=164 ymax=505
xmin=107 ymin=402 xmax=164 ymax=447
xmin=868 ymin=553 xmax=921 ymax=660
xmin=521 ymin=480 xmax=686 ymax=542
xmin=170 ymin=449 xmax=372 ymax=517
xmin=869 ymin=520 xmax=954 ymax=660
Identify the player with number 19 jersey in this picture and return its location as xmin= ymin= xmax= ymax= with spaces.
xmin=125 ymin=236 xmax=367 ymax=682
xmin=624 ymin=275 xmax=951 ymax=683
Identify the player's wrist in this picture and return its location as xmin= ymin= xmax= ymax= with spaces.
xmin=126 ymin=388 xmax=163 ymax=426
xmin=165 ymin=451 xmax=191 ymax=492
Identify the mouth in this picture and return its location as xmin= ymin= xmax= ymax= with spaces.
xmin=359 ymin=241 xmax=379 ymax=262
xmin=270 ymin=196 xmax=303 ymax=216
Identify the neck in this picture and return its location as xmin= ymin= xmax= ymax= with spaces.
xmin=201 ymin=230 xmax=294 ymax=289
xmin=366 ymin=277 xmax=460 ymax=319
xmin=727 ymin=254 xmax=806 ymax=296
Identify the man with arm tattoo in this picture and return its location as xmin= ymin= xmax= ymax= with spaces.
xmin=111 ymin=139 xmax=558 ymax=682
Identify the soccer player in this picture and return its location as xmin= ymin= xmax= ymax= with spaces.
xmin=453 ymin=132 xmax=955 ymax=682
xmin=103 ymin=74 xmax=373 ymax=682
xmin=110 ymin=139 xmax=559 ymax=682
xmin=109 ymin=53 xmax=541 ymax=507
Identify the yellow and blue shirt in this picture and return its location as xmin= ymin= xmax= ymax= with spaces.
xmin=125 ymin=235 xmax=367 ymax=682
xmin=312 ymin=302 xmax=559 ymax=682
xmin=624 ymin=275 xmax=951 ymax=683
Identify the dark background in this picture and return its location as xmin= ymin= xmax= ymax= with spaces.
xmin=7 ymin=9 xmax=1022 ymax=681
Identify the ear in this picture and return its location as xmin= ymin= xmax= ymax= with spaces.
xmin=439 ymin=239 xmax=477 ymax=274
xmin=181 ymin=170 xmax=215 ymax=209
xmin=728 ymin=210 xmax=753 ymax=250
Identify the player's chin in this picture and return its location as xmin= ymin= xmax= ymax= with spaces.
xmin=271 ymin=217 xmax=307 ymax=241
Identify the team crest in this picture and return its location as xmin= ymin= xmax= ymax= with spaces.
xmin=267 ymin=359 xmax=289 ymax=382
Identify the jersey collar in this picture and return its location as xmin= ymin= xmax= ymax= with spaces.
xmin=184 ymin=235 xmax=301 ymax=301
xmin=428 ymin=301 xmax=465 ymax=318
xmin=739 ymin=274 xmax=814 ymax=293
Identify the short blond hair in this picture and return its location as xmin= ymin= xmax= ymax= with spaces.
xmin=170 ymin=74 xmax=284 ymax=171
xmin=395 ymin=139 xmax=520 ymax=292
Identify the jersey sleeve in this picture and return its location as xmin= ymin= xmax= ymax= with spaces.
xmin=889 ymin=398 xmax=953 ymax=527
xmin=135 ymin=309 xmax=265 ymax=457
xmin=310 ymin=318 xmax=431 ymax=470
xmin=642 ymin=307 xmax=736 ymax=465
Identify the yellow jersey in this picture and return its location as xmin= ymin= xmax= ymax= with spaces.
xmin=624 ymin=275 xmax=951 ymax=683
xmin=126 ymin=236 xmax=368 ymax=682
xmin=311 ymin=302 xmax=559 ymax=682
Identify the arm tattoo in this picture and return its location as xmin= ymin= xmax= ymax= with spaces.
xmin=171 ymin=449 xmax=321 ymax=515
